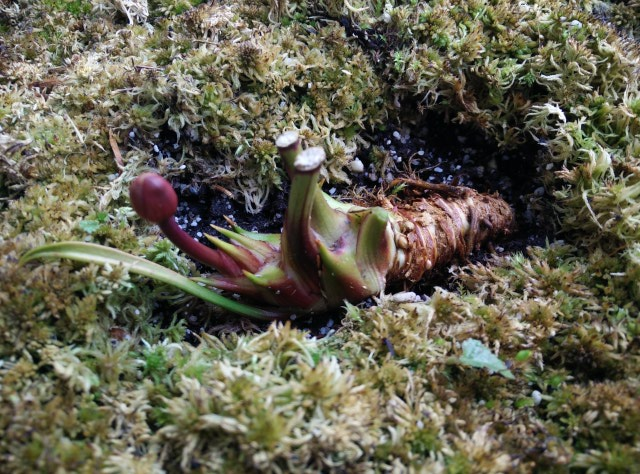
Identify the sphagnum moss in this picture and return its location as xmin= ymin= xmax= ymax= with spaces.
xmin=1 ymin=0 xmax=640 ymax=472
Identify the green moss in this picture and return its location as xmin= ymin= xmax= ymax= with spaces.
xmin=545 ymin=380 xmax=640 ymax=450
xmin=1 ymin=0 xmax=640 ymax=471
xmin=41 ymin=0 xmax=92 ymax=16
xmin=446 ymin=452 xmax=473 ymax=474
xmin=150 ymin=0 xmax=207 ymax=17
xmin=573 ymin=441 xmax=640 ymax=473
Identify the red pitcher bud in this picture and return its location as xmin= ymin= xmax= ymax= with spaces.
xmin=129 ymin=172 xmax=243 ymax=277
xmin=130 ymin=172 xmax=178 ymax=224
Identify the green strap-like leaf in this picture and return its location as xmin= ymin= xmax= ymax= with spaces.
xmin=20 ymin=242 xmax=286 ymax=320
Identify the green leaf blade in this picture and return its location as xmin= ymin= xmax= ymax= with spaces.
xmin=458 ymin=338 xmax=515 ymax=380
xmin=21 ymin=242 xmax=286 ymax=321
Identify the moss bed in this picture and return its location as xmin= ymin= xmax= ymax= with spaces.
xmin=1 ymin=0 xmax=639 ymax=472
